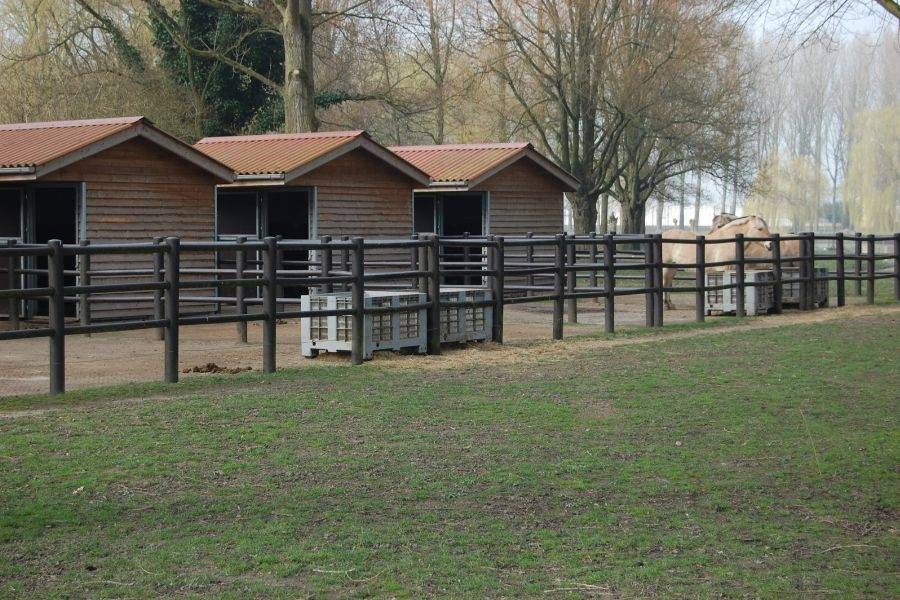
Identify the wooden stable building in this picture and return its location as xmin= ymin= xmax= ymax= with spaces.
xmin=193 ymin=130 xmax=432 ymax=244
xmin=0 ymin=116 xmax=233 ymax=320
xmin=389 ymin=142 xmax=578 ymax=238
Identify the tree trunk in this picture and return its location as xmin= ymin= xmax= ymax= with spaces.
xmin=621 ymin=200 xmax=645 ymax=234
xmin=571 ymin=189 xmax=599 ymax=234
xmin=428 ymin=0 xmax=445 ymax=144
xmin=693 ymin=170 xmax=702 ymax=231
xmin=283 ymin=0 xmax=318 ymax=132
xmin=620 ymin=173 xmax=646 ymax=234
xmin=730 ymin=163 xmax=738 ymax=214
xmin=599 ymin=193 xmax=609 ymax=233
xmin=655 ymin=198 xmax=664 ymax=231
xmin=679 ymin=171 xmax=686 ymax=229
xmin=720 ymin=176 xmax=728 ymax=214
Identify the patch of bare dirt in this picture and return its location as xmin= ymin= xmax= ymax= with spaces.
xmin=182 ymin=363 xmax=253 ymax=375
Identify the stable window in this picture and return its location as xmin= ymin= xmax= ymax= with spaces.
xmin=216 ymin=192 xmax=258 ymax=236
xmin=215 ymin=188 xmax=313 ymax=302
xmin=31 ymin=186 xmax=78 ymax=317
xmin=0 ymin=188 xmax=23 ymax=239
xmin=414 ymin=194 xmax=437 ymax=234
xmin=413 ymin=191 xmax=486 ymax=284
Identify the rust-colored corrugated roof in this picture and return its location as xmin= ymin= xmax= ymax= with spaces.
xmin=0 ymin=116 xmax=142 ymax=169
xmin=195 ymin=130 xmax=366 ymax=176
xmin=194 ymin=130 xmax=431 ymax=185
xmin=0 ymin=116 xmax=233 ymax=181
xmin=389 ymin=142 xmax=529 ymax=185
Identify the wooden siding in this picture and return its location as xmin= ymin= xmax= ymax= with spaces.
xmin=290 ymin=148 xmax=415 ymax=239
xmin=43 ymin=137 xmax=219 ymax=320
xmin=477 ymin=157 xmax=565 ymax=236
xmin=291 ymin=148 xmax=417 ymax=269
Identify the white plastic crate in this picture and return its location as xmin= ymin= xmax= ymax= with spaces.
xmin=780 ymin=267 xmax=828 ymax=307
xmin=706 ymin=270 xmax=776 ymax=315
xmin=301 ymin=291 xmax=427 ymax=359
xmin=439 ymin=286 xmax=493 ymax=343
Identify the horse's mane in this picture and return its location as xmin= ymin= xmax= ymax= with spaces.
xmin=718 ymin=215 xmax=768 ymax=230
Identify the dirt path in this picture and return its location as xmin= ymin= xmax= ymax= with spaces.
xmin=2 ymin=301 xmax=896 ymax=410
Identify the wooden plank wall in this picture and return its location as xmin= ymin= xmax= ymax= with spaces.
xmin=477 ymin=157 xmax=565 ymax=237
xmin=43 ymin=137 xmax=220 ymax=320
xmin=294 ymin=148 xmax=415 ymax=238
xmin=477 ymin=157 xmax=566 ymax=291
xmin=292 ymin=148 xmax=417 ymax=269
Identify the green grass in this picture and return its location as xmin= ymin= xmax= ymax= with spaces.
xmin=1 ymin=315 xmax=898 ymax=598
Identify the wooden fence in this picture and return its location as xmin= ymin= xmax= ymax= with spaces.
xmin=1 ymin=231 xmax=898 ymax=395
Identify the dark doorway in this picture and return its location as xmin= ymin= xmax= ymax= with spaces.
xmin=1 ymin=188 xmax=23 ymax=320
xmin=440 ymin=193 xmax=483 ymax=237
xmin=266 ymin=190 xmax=310 ymax=299
xmin=0 ymin=188 xmax=22 ymax=239
xmin=414 ymin=194 xmax=437 ymax=234
xmin=439 ymin=193 xmax=484 ymax=285
xmin=217 ymin=191 xmax=258 ymax=237
xmin=216 ymin=191 xmax=259 ymax=300
xmin=33 ymin=187 xmax=78 ymax=317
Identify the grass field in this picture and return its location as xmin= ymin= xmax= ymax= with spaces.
xmin=1 ymin=312 xmax=898 ymax=598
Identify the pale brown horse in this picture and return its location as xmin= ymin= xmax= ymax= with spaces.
xmin=661 ymin=216 xmax=773 ymax=309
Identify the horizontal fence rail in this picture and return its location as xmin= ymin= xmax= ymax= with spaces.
xmin=1 ymin=230 xmax=898 ymax=394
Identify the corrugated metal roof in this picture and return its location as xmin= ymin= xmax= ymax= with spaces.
xmin=0 ymin=116 xmax=143 ymax=169
xmin=389 ymin=142 xmax=529 ymax=184
xmin=194 ymin=130 xmax=366 ymax=176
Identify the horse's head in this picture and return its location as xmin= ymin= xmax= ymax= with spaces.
xmin=722 ymin=216 xmax=772 ymax=251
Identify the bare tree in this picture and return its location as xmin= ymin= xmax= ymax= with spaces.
xmin=481 ymin=0 xmax=628 ymax=233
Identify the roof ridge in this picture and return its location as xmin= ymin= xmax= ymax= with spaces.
xmin=197 ymin=130 xmax=365 ymax=144
xmin=0 ymin=116 xmax=145 ymax=131
xmin=390 ymin=142 xmax=529 ymax=152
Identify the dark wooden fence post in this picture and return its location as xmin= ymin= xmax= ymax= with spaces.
xmin=644 ymin=236 xmax=654 ymax=327
xmin=47 ymin=240 xmax=66 ymax=395
xmin=153 ymin=236 xmax=165 ymax=341
xmin=351 ymin=237 xmax=365 ymax=365
xmin=835 ymin=232 xmax=845 ymax=307
xmin=808 ymin=232 xmax=818 ymax=309
xmin=341 ymin=235 xmax=350 ymax=291
xmin=78 ymin=240 xmax=91 ymax=336
xmin=491 ymin=236 xmax=505 ymax=343
xmin=799 ymin=234 xmax=810 ymax=310
xmin=553 ymin=233 xmax=565 ymax=340
xmin=653 ymin=234 xmax=664 ymax=327
xmin=525 ymin=232 xmax=534 ymax=295
xmin=409 ymin=233 xmax=419 ymax=289
xmin=566 ymin=234 xmax=577 ymax=323
xmin=603 ymin=234 xmax=615 ymax=333
xmin=854 ymin=232 xmax=862 ymax=296
xmin=771 ymin=233 xmax=783 ymax=314
xmin=735 ymin=233 xmax=745 ymax=318
xmin=320 ymin=234 xmax=333 ymax=294
xmin=164 ymin=237 xmax=180 ymax=383
xmin=274 ymin=234 xmax=284 ymax=313
xmin=427 ymin=234 xmax=442 ymax=355
xmin=894 ymin=233 xmax=899 ymax=302
xmin=695 ymin=235 xmax=706 ymax=323
xmin=417 ymin=238 xmax=428 ymax=295
xmin=589 ymin=232 xmax=598 ymax=298
xmin=262 ymin=236 xmax=277 ymax=373
xmin=235 ymin=236 xmax=248 ymax=343
xmin=7 ymin=239 xmax=19 ymax=330
xmin=866 ymin=234 xmax=876 ymax=305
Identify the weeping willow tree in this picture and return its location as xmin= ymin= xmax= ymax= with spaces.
xmin=745 ymin=154 xmax=824 ymax=232
xmin=843 ymin=106 xmax=899 ymax=233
